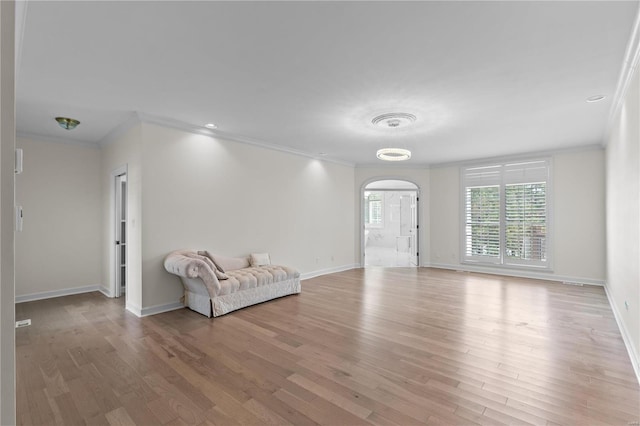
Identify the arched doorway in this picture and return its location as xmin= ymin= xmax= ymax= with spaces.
xmin=362 ymin=179 xmax=419 ymax=267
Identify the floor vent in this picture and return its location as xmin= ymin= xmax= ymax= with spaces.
xmin=15 ymin=319 xmax=31 ymax=328
xmin=562 ymin=281 xmax=584 ymax=286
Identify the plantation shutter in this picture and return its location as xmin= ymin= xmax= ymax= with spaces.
xmin=370 ymin=196 xmax=382 ymax=224
xmin=462 ymin=159 xmax=550 ymax=268
xmin=463 ymin=165 xmax=502 ymax=263
xmin=503 ymin=161 xmax=549 ymax=266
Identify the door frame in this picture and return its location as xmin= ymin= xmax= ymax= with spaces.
xmin=360 ymin=178 xmax=421 ymax=267
xmin=110 ymin=165 xmax=128 ymax=300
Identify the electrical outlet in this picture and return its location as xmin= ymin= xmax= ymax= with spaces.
xmin=15 ymin=319 xmax=31 ymax=328
xmin=625 ymin=300 xmax=629 ymax=311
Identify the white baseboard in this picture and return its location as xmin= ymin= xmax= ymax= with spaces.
xmin=126 ymin=302 xmax=142 ymax=317
xmin=426 ymin=262 xmax=605 ymax=286
xmin=604 ymin=284 xmax=640 ymax=385
xmin=15 ymin=284 xmax=102 ymax=303
xmin=300 ymin=263 xmax=360 ymax=281
xmin=126 ymin=301 xmax=184 ymax=318
xmin=99 ymin=286 xmax=113 ymax=298
xmin=15 ymin=284 xmax=182 ymax=318
xmin=140 ymin=301 xmax=184 ymax=317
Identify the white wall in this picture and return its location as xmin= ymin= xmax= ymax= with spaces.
xmin=139 ymin=123 xmax=356 ymax=310
xmin=101 ymin=123 xmax=143 ymax=313
xmin=355 ymin=167 xmax=429 ymax=265
xmin=428 ymin=149 xmax=606 ymax=285
xmin=553 ymin=150 xmax=606 ymax=281
xmin=605 ymin=63 xmax=640 ymax=376
xmin=0 ymin=1 xmax=15 ymax=422
xmin=15 ymin=138 xmax=102 ymax=299
xmin=429 ymin=166 xmax=459 ymax=266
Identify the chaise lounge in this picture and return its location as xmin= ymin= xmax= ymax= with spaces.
xmin=164 ymin=249 xmax=301 ymax=317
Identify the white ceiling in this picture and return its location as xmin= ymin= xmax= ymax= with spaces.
xmin=16 ymin=1 xmax=639 ymax=166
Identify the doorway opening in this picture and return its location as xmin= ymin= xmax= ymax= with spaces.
xmin=114 ymin=171 xmax=127 ymax=298
xmin=363 ymin=179 xmax=419 ymax=267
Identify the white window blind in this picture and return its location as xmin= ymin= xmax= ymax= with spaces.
xmin=464 ymin=186 xmax=501 ymax=262
xmin=462 ymin=159 xmax=550 ymax=269
xmin=364 ymin=192 xmax=383 ymax=227
xmin=505 ymin=183 xmax=546 ymax=265
xmin=370 ymin=199 xmax=382 ymax=224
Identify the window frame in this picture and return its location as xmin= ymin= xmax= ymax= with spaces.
xmin=463 ymin=184 xmax=502 ymax=265
xmin=460 ymin=158 xmax=553 ymax=271
xmin=364 ymin=191 xmax=384 ymax=229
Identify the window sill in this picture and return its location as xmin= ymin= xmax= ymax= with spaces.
xmin=461 ymin=260 xmax=553 ymax=273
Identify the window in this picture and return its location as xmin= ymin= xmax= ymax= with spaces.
xmin=465 ymin=185 xmax=500 ymax=259
xmin=462 ymin=159 xmax=551 ymax=269
xmin=364 ymin=192 xmax=383 ymax=227
xmin=505 ymin=183 xmax=546 ymax=264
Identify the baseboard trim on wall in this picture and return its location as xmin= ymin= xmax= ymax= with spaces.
xmin=300 ymin=264 xmax=360 ymax=281
xmin=604 ymin=284 xmax=640 ymax=385
xmin=99 ymin=286 xmax=113 ymax=298
xmin=140 ymin=301 xmax=185 ymax=317
xmin=126 ymin=303 xmax=142 ymax=317
xmin=426 ymin=262 xmax=605 ymax=287
xmin=15 ymin=284 xmax=103 ymax=303
xmin=126 ymin=301 xmax=185 ymax=318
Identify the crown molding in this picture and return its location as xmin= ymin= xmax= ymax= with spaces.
xmin=135 ymin=112 xmax=355 ymax=167
xmin=25 ymin=112 xmax=604 ymax=170
xmin=16 ymin=131 xmax=99 ymax=148
xmin=606 ymin=3 xmax=640 ymax=144
xmin=97 ymin=111 xmax=142 ymax=147
xmin=356 ymin=144 xmax=604 ymax=170
xmin=427 ymin=144 xmax=604 ymax=170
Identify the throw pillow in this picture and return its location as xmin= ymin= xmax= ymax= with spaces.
xmin=187 ymin=252 xmax=215 ymax=270
xmin=250 ymin=252 xmax=271 ymax=267
xmin=194 ymin=250 xmax=229 ymax=280
xmin=200 ymin=251 xmax=250 ymax=272
xmin=213 ymin=269 xmax=229 ymax=280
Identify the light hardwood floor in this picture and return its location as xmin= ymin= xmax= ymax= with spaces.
xmin=16 ymin=268 xmax=640 ymax=425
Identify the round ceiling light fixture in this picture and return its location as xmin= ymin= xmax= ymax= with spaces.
xmin=371 ymin=112 xmax=417 ymax=129
xmin=376 ymin=148 xmax=412 ymax=161
xmin=55 ymin=117 xmax=80 ymax=130
xmin=586 ymin=95 xmax=605 ymax=103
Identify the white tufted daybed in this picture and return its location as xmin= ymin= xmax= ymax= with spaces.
xmin=163 ymin=249 xmax=301 ymax=317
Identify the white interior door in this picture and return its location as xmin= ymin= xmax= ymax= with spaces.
xmin=409 ymin=193 xmax=418 ymax=266
xmin=114 ymin=173 xmax=127 ymax=298
xmin=400 ymin=192 xmax=419 ymax=266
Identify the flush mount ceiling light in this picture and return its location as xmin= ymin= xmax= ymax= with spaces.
xmin=371 ymin=112 xmax=417 ymax=129
xmin=376 ymin=148 xmax=412 ymax=161
xmin=55 ymin=117 xmax=80 ymax=130
xmin=204 ymin=123 xmax=218 ymax=129
xmin=586 ymin=95 xmax=605 ymax=103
